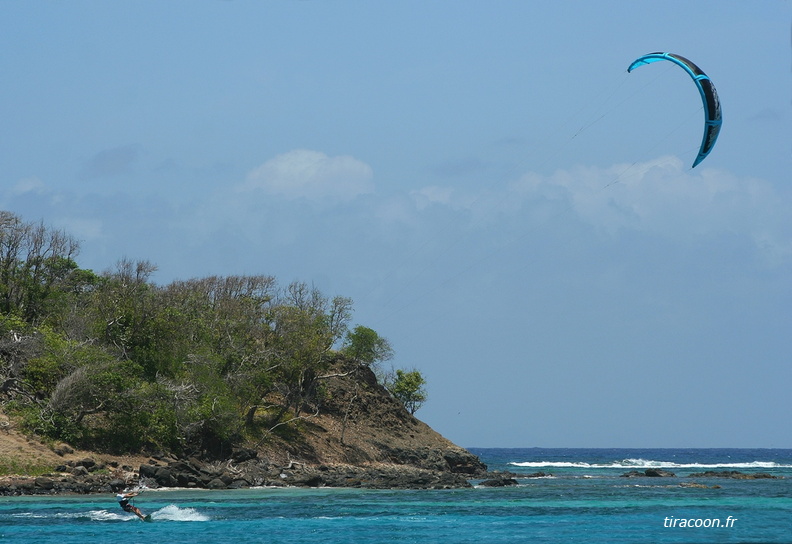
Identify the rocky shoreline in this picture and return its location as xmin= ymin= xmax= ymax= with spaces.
xmin=4 ymin=455 xmax=784 ymax=497
xmin=0 ymin=464 xmax=473 ymax=496
xmin=0 ymin=446 xmax=487 ymax=496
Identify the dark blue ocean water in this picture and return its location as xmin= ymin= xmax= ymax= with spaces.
xmin=2 ymin=448 xmax=790 ymax=543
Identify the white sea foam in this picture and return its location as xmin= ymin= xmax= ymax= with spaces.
xmin=510 ymin=459 xmax=787 ymax=469
xmin=12 ymin=512 xmax=48 ymax=519
xmin=511 ymin=461 xmax=593 ymax=468
xmin=151 ymin=504 xmax=210 ymax=522
xmin=12 ymin=506 xmax=209 ymax=523
xmin=83 ymin=509 xmax=129 ymax=522
xmin=15 ymin=510 xmax=131 ymax=522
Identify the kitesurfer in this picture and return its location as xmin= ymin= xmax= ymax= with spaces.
xmin=116 ymin=490 xmax=147 ymax=520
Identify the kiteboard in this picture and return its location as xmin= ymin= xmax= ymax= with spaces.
xmin=143 ymin=514 xmax=153 ymax=523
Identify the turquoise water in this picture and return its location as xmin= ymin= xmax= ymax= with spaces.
xmin=2 ymin=449 xmax=790 ymax=543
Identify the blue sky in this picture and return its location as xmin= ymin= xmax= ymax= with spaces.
xmin=2 ymin=1 xmax=790 ymax=448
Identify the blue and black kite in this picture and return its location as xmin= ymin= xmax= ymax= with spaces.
xmin=628 ymin=52 xmax=722 ymax=168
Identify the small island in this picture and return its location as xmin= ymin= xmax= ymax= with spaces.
xmin=0 ymin=212 xmax=486 ymax=493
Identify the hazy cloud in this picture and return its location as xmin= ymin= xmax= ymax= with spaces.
xmin=410 ymin=186 xmax=455 ymax=210
xmin=400 ymin=156 xmax=790 ymax=267
xmin=511 ymin=156 xmax=791 ymax=261
xmin=11 ymin=176 xmax=47 ymax=195
xmin=243 ymin=149 xmax=373 ymax=202
xmin=54 ymin=216 xmax=105 ymax=241
xmin=430 ymin=157 xmax=490 ymax=178
xmin=79 ymin=144 xmax=140 ymax=180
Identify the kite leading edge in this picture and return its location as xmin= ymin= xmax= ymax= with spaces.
xmin=628 ymin=52 xmax=722 ymax=168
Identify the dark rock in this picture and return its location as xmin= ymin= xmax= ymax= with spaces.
xmin=167 ymin=460 xmax=202 ymax=487
xmin=140 ymin=463 xmax=180 ymax=487
xmin=622 ymin=469 xmax=675 ymax=478
xmin=206 ymin=478 xmax=227 ymax=489
xmin=188 ymin=457 xmax=204 ymax=470
xmin=746 ymin=473 xmax=778 ymax=479
xmin=53 ymin=444 xmax=74 ymax=456
xmin=382 ymin=446 xmax=487 ymax=475
xmin=645 ymin=468 xmax=676 ymax=478
xmin=108 ymin=479 xmax=126 ymax=491
xmin=479 ymin=476 xmax=518 ymax=487
xmin=688 ymin=470 xmax=778 ymax=479
xmin=232 ymin=448 xmax=258 ymax=463
xmin=175 ymin=471 xmax=198 ymax=487
xmin=76 ymin=458 xmax=96 ymax=470
xmin=0 ymin=472 xmax=126 ymax=496
xmin=169 ymin=460 xmax=200 ymax=475
xmin=71 ymin=466 xmax=90 ymax=477
xmin=443 ymin=449 xmax=487 ymax=475
xmin=228 ymin=479 xmax=250 ymax=489
xmin=138 ymin=464 xmax=157 ymax=480
xmin=288 ymin=473 xmax=324 ymax=487
xmin=154 ymin=467 xmax=178 ymax=487
xmin=621 ymin=471 xmax=643 ymax=478
xmin=34 ymin=477 xmax=55 ymax=490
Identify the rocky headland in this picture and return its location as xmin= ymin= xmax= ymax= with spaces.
xmin=1 ymin=362 xmax=487 ymax=495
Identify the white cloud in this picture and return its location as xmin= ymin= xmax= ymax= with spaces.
xmin=11 ymin=176 xmax=47 ymax=195
xmin=410 ymin=186 xmax=454 ymax=210
xmin=511 ymin=156 xmax=791 ymax=262
xmin=243 ymin=149 xmax=373 ymax=202
xmin=400 ymin=156 xmax=790 ymax=266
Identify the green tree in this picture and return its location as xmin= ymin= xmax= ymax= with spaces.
xmin=89 ymin=259 xmax=181 ymax=379
xmin=46 ymin=360 xmax=147 ymax=450
xmin=19 ymin=326 xmax=112 ymax=399
xmin=267 ymin=283 xmax=352 ymax=423
xmin=163 ymin=275 xmax=278 ymax=428
xmin=342 ymin=325 xmax=393 ymax=366
xmin=388 ymin=369 xmax=427 ymax=415
xmin=0 ymin=212 xmax=81 ymax=323
xmin=177 ymin=354 xmax=242 ymax=455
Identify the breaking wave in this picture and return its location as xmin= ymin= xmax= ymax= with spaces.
xmin=510 ymin=459 xmax=789 ymax=469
